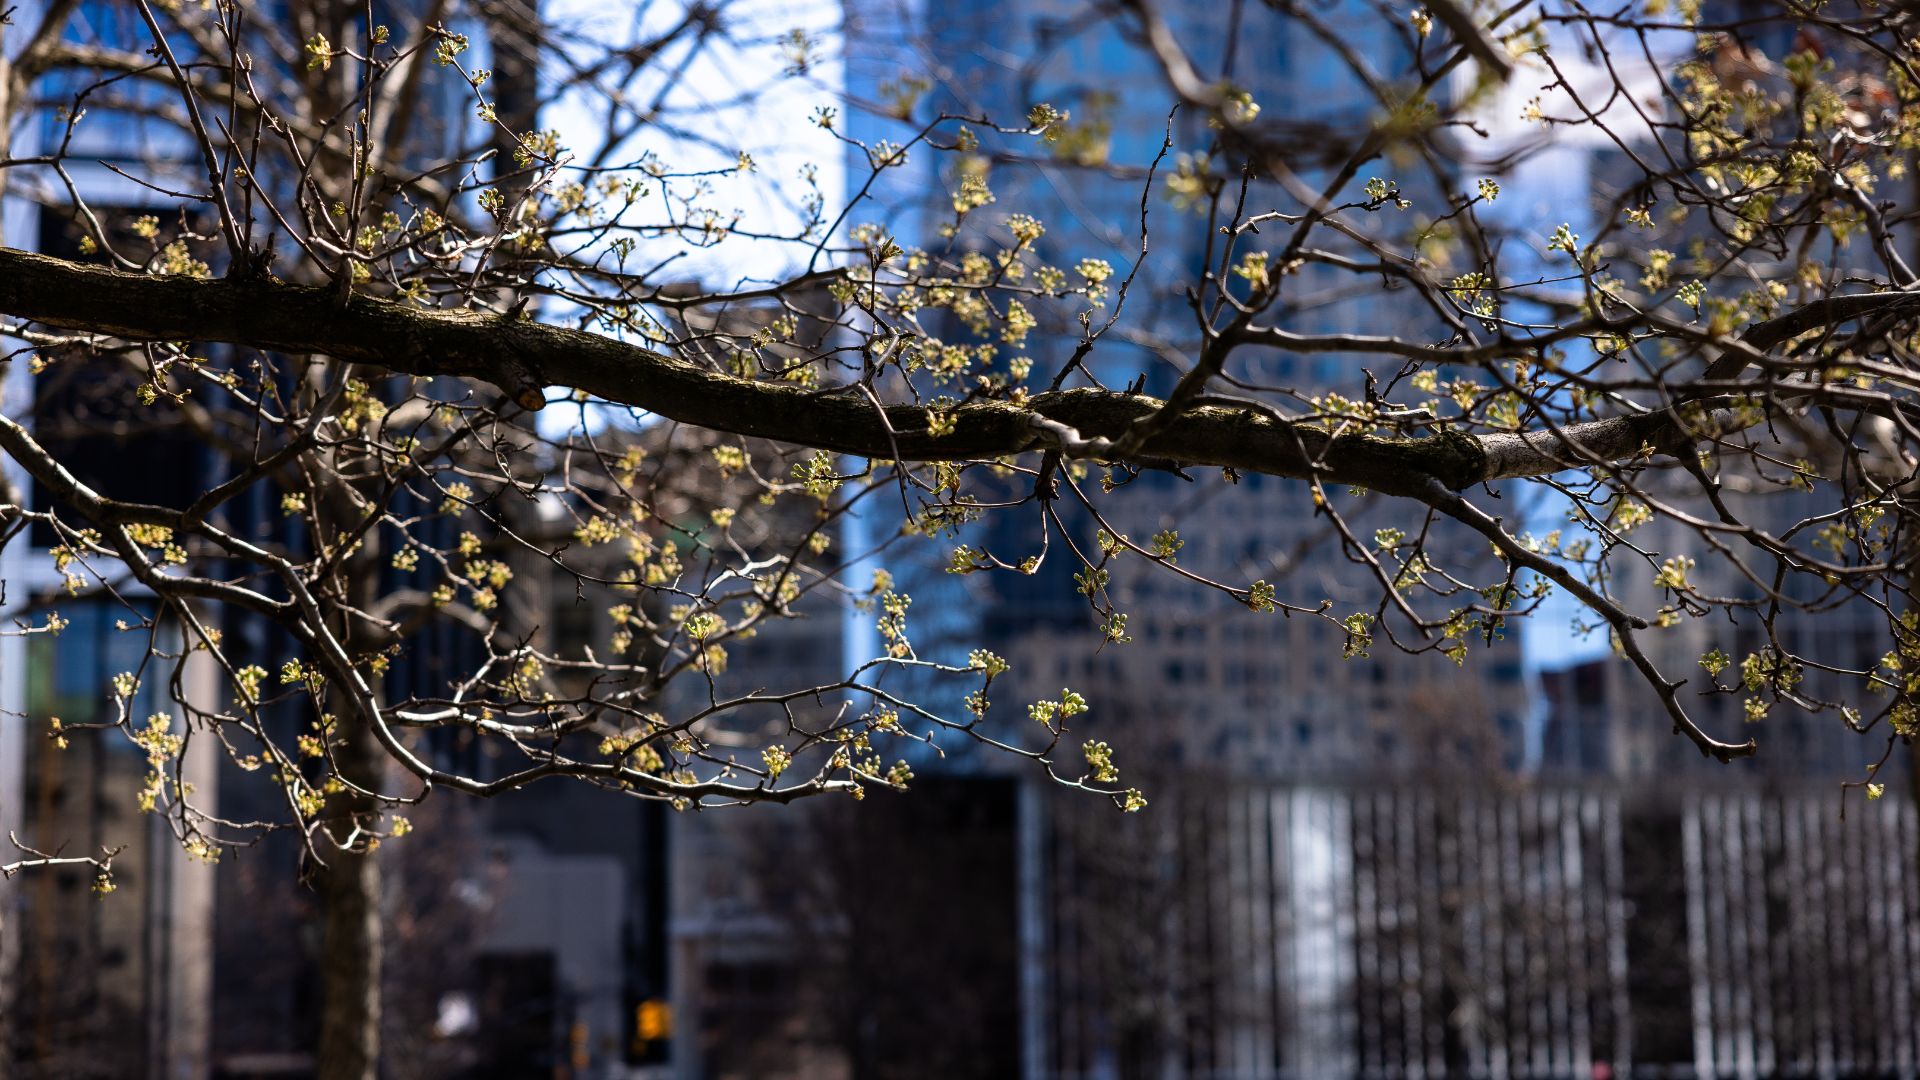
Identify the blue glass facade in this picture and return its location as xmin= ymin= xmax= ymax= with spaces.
xmin=838 ymin=0 xmax=1523 ymax=781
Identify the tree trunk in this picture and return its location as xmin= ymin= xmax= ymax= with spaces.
xmin=314 ymin=543 xmax=392 ymax=1079
xmin=315 ymin=832 xmax=383 ymax=1080
xmin=313 ymin=699 xmax=388 ymax=1080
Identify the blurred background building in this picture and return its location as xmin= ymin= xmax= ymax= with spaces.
xmin=3 ymin=0 xmax=1917 ymax=1078
xmin=0 ymin=3 xmax=670 ymax=1077
xmin=665 ymin=1 xmax=1920 ymax=1078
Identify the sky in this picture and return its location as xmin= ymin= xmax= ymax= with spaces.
xmin=530 ymin=0 xmax=1675 ymax=691
xmin=540 ymin=0 xmax=850 ymax=287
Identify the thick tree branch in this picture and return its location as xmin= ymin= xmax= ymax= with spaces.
xmin=0 ymin=246 xmax=1486 ymax=492
xmin=0 ymin=246 xmax=1905 ymax=498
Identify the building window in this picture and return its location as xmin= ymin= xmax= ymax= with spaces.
xmin=28 ymin=208 xmax=204 ymax=545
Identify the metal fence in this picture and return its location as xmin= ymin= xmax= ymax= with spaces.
xmin=1037 ymin=782 xmax=1920 ymax=1080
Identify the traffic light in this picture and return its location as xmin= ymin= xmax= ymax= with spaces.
xmin=630 ymin=998 xmax=672 ymax=1062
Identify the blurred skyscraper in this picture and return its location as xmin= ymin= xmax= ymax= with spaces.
xmin=0 ymin=4 xmax=675 ymax=1076
xmin=839 ymin=0 xmax=1531 ymax=778
xmin=648 ymin=3 xmax=1920 ymax=1077
xmin=2 ymin=3 xmax=231 ymax=1071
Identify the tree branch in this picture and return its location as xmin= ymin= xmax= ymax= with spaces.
xmin=0 ymin=246 xmax=1905 ymax=498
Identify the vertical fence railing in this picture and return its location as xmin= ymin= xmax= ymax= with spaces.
xmin=1040 ymin=781 xmax=1919 ymax=1079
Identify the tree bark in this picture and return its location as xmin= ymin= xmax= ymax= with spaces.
xmin=312 ymin=696 xmax=389 ymax=1080
xmin=315 ymin=822 xmax=383 ymax=1080
xmin=313 ymin=529 xmax=393 ymax=1079
xmin=0 ymin=245 xmax=1855 ymax=496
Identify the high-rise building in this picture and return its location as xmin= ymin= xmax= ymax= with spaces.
xmin=666 ymin=3 xmax=1920 ymax=1076
xmin=1 ymin=4 xmax=228 ymax=1071
xmin=658 ymin=1 xmax=1530 ymax=1073
xmin=841 ymin=0 xmax=1531 ymax=776
xmin=1536 ymin=480 xmax=1891 ymax=781
xmin=0 ymin=6 xmax=568 ymax=1068
xmin=1509 ymin=2 xmax=1901 ymax=785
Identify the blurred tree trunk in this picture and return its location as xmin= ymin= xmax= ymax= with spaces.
xmin=314 ymin=489 xmax=393 ymax=1079
xmin=314 ymin=688 xmax=389 ymax=1080
xmin=315 ymin=799 xmax=383 ymax=1080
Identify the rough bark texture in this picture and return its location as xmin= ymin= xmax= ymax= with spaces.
xmin=0 ymin=248 xmax=1475 ymax=488
xmin=0 ymin=246 xmax=1828 ymax=495
xmin=311 ymin=538 xmax=392 ymax=1079
xmin=315 ymin=824 xmax=382 ymax=1080
xmin=311 ymin=697 xmax=387 ymax=1080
